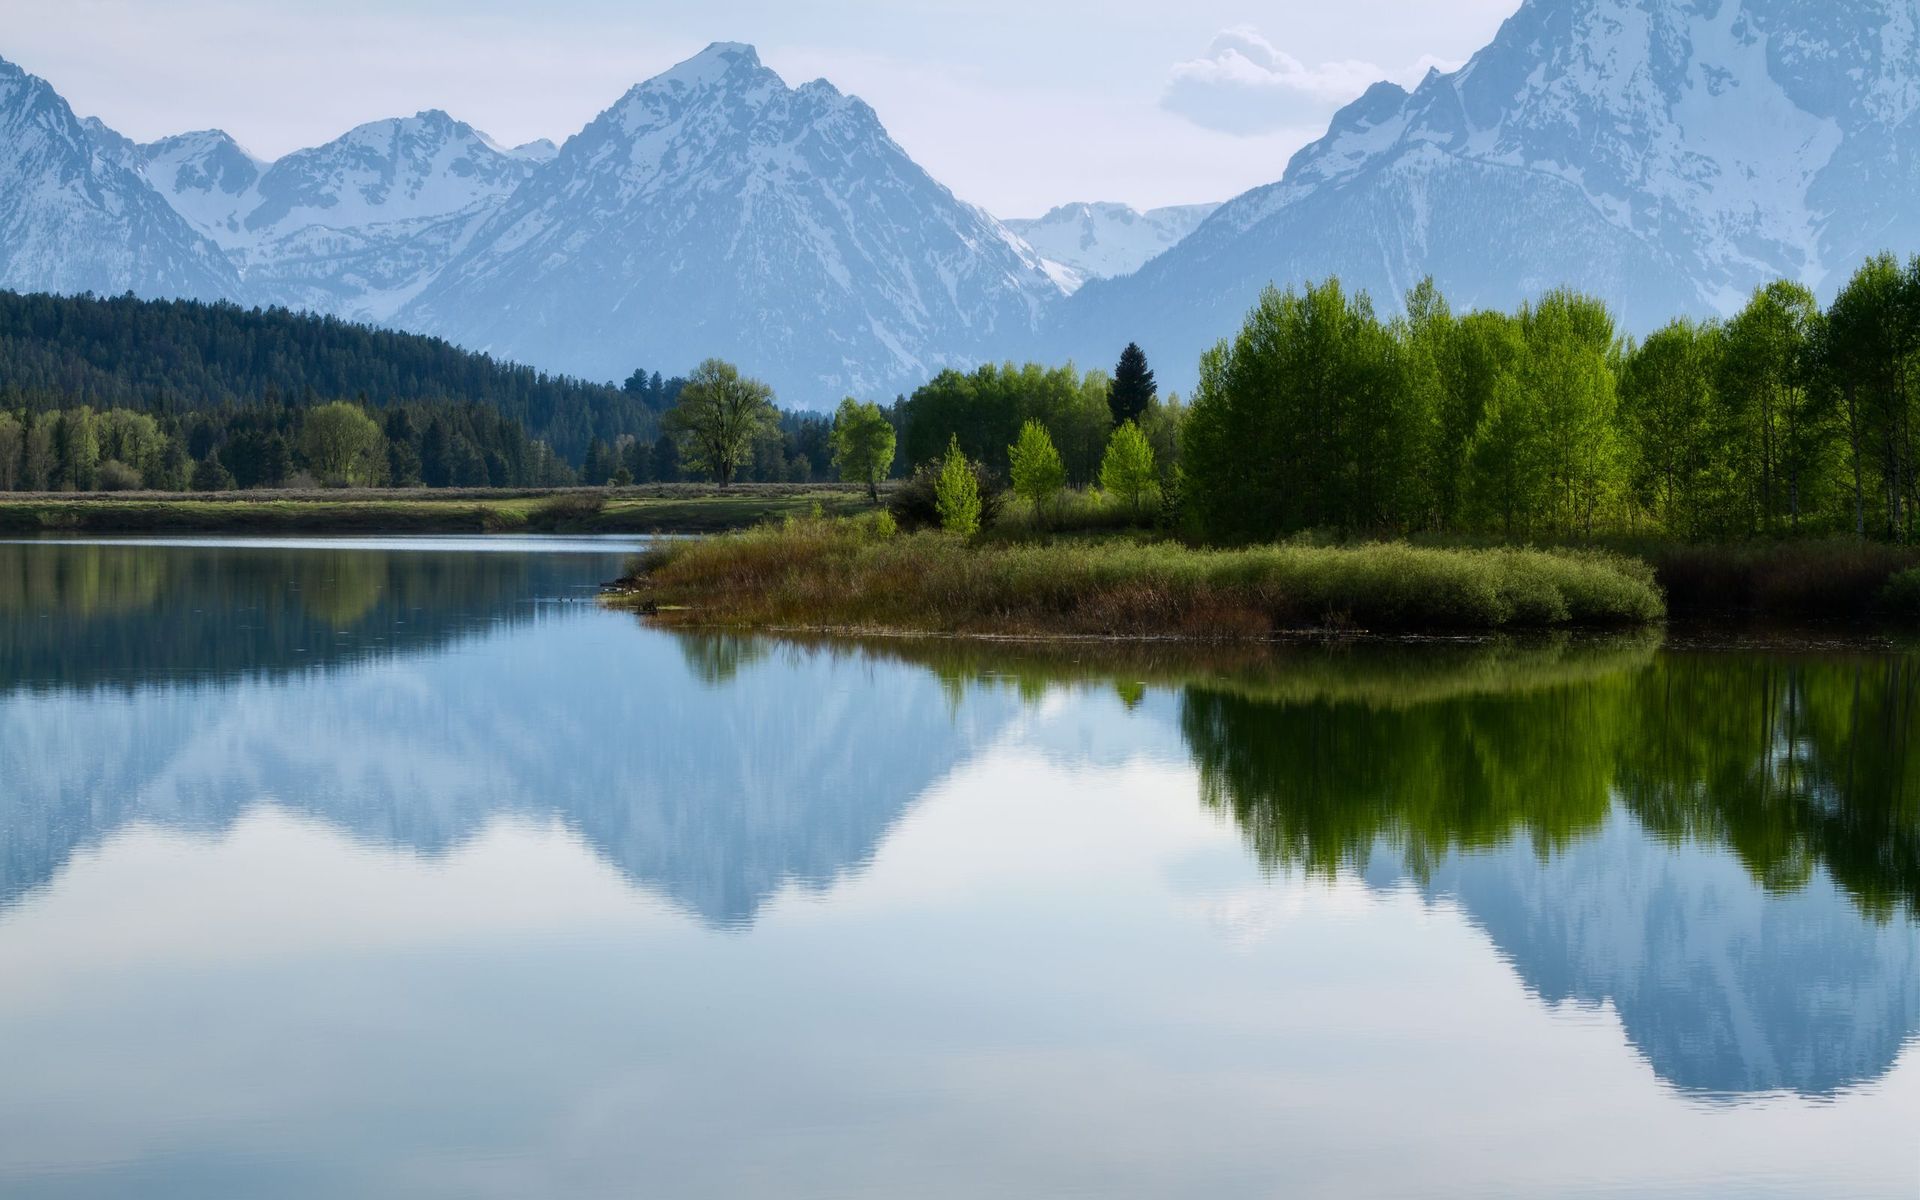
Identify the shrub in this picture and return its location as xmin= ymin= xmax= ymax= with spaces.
xmin=1879 ymin=568 xmax=1920 ymax=620
xmin=96 ymin=459 xmax=143 ymax=492
xmin=888 ymin=460 xmax=1004 ymax=532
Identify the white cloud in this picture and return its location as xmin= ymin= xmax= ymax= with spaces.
xmin=1162 ymin=26 xmax=1459 ymax=136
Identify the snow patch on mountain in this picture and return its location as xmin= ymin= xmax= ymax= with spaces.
xmin=1005 ymin=201 xmax=1219 ymax=291
xmin=0 ymin=54 xmax=238 ymax=300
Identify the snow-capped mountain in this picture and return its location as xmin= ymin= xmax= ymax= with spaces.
xmin=1004 ymin=201 xmax=1218 ymax=292
xmin=1051 ymin=0 xmax=1920 ymax=388
xmin=400 ymin=43 xmax=1063 ymax=404
xmin=0 ymin=54 xmax=237 ymax=300
xmin=139 ymin=111 xmax=543 ymax=320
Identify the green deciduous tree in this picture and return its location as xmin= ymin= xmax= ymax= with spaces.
xmin=1721 ymin=281 xmax=1831 ymax=533
xmin=1100 ymin=420 xmax=1159 ymax=517
xmin=1822 ymin=254 xmax=1920 ymax=540
xmin=665 ymin=358 xmax=777 ymax=488
xmin=830 ymin=398 xmax=898 ymax=501
xmin=300 ymin=402 xmax=388 ymax=486
xmin=1183 ymin=279 xmax=1420 ymax=540
xmin=1619 ymin=319 xmax=1726 ymax=538
xmin=935 ymin=435 xmax=981 ymax=537
xmin=1008 ymin=419 xmax=1067 ymax=521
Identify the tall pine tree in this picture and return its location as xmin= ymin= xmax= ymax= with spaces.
xmin=1108 ymin=343 xmax=1156 ymax=427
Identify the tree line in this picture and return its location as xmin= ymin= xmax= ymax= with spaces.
xmin=1180 ymin=254 xmax=1920 ymax=543
xmin=0 ymin=289 xmax=676 ymax=466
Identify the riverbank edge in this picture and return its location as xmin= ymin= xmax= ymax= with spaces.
xmin=0 ymin=485 xmax=876 ymax=536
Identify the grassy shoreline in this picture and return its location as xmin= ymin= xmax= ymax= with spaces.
xmin=0 ymin=485 xmax=877 ymax=536
xmin=615 ymin=519 xmax=1667 ymax=636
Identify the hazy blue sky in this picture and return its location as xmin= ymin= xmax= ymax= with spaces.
xmin=1 ymin=0 xmax=1520 ymax=214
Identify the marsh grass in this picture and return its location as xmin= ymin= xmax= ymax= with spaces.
xmin=625 ymin=518 xmax=1666 ymax=635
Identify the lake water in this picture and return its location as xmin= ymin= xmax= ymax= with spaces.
xmin=0 ymin=536 xmax=1915 ymax=1198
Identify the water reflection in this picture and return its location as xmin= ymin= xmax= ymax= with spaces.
xmin=0 ymin=539 xmax=611 ymax=689
xmin=0 ymin=540 xmax=1916 ymax=1111
xmin=790 ymin=633 xmax=1920 ymax=1099
xmin=0 ymin=541 xmax=1017 ymax=926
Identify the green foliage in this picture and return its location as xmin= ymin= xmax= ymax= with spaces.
xmin=1008 ymin=419 xmax=1067 ymax=520
xmin=1184 ymin=280 xmax=1423 ymax=540
xmin=1619 ymin=318 xmax=1725 ymax=537
xmin=1721 ymin=280 xmax=1829 ymax=534
xmin=299 ymin=402 xmax=388 ymax=487
xmin=665 ymin=359 xmax=778 ymax=488
xmin=830 ymin=397 xmax=898 ymax=500
xmin=935 ymin=435 xmax=982 ymax=537
xmin=901 ymin=362 xmax=1110 ymax=484
xmin=1876 ymin=567 xmax=1920 ymax=619
xmin=1099 ymin=421 xmax=1158 ymax=516
xmin=1177 ymin=259 xmax=1920 ymax=545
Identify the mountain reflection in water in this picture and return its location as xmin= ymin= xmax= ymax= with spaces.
xmin=0 ymin=540 xmax=1914 ymax=1105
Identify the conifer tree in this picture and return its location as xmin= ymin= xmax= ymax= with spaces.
xmin=1108 ymin=343 xmax=1157 ymax=427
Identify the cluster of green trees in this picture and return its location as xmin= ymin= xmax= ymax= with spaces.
xmin=1182 ymin=254 xmax=1920 ymax=543
xmin=894 ymin=351 xmax=1183 ymax=489
xmin=0 ymin=399 xmax=593 ymax=491
xmin=0 ymin=290 xmax=680 ymax=465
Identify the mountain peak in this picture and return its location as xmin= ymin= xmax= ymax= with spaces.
xmin=652 ymin=41 xmax=765 ymax=89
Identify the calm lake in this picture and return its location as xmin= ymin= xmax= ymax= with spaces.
xmin=0 ymin=536 xmax=1915 ymax=1198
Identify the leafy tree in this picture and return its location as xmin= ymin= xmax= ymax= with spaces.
xmin=0 ymin=413 xmax=21 ymax=491
xmin=1109 ymin=342 xmax=1157 ymax=426
xmin=830 ymin=398 xmax=897 ymax=501
xmin=1619 ymin=319 xmax=1725 ymax=537
xmin=1100 ymin=420 xmax=1158 ymax=517
xmin=299 ymin=401 xmax=387 ymax=486
xmin=54 ymin=407 xmax=99 ymax=491
xmin=21 ymin=414 xmax=56 ymax=491
xmin=1721 ymin=281 xmax=1830 ymax=533
xmin=1183 ymin=280 xmax=1416 ymax=539
xmin=935 ymin=435 xmax=982 ymax=536
xmin=1822 ymin=254 xmax=1919 ymax=539
xmin=1008 ymin=419 xmax=1067 ymax=521
xmin=665 ymin=358 xmax=776 ymax=488
xmin=1518 ymin=290 xmax=1625 ymax=536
